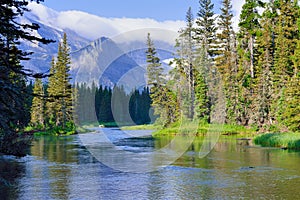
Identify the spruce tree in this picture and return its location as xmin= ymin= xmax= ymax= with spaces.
xmin=146 ymin=33 xmax=177 ymax=126
xmin=283 ymin=71 xmax=300 ymax=132
xmin=56 ymin=33 xmax=73 ymax=128
xmin=194 ymin=67 xmax=210 ymax=121
xmin=146 ymin=33 xmax=164 ymax=87
xmin=195 ymin=0 xmax=217 ymax=58
xmin=255 ymin=2 xmax=277 ymax=128
xmin=30 ymin=78 xmax=45 ymax=128
xmin=238 ymin=0 xmax=263 ymax=79
xmin=46 ymin=57 xmax=59 ymax=126
xmin=282 ymin=19 xmax=300 ymax=132
xmin=194 ymin=0 xmax=221 ymax=123
xmin=46 ymin=33 xmax=74 ymax=130
xmin=175 ymin=7 xmax=196 ymax=119
xmin=215 ymin=0 xmax=238 ymax=123
xmin=112 ymin=85 xmax=129 ymax=124
xmin=216 ymin=0 xmax=234 ymax=72
xmin=236 ymin=0 xmax=263 ymax=125
xmin=272 ymin=0 xmax=299 ymax=124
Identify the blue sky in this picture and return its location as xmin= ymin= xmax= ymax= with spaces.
xmin=30 ymin=1 xmax=244 ymax=42
xmin=42 ymin=0 xmax=222 ymax=21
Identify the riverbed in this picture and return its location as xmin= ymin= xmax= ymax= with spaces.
xmin=1 ymin=128 xmax=300 ymax=199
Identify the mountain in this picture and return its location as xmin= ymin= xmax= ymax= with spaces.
xmin=71 ymin=37 xmax=145 ymax=89
xmin=21 ymin=10 xmax=91 ymax=74
xmin=71 ymin=37 xmax=175 ymax=90
xmin=20 ymin=3 xmax=176 ymax=88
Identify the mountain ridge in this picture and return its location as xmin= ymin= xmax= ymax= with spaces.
xmin=21 ymin=3 xmax=176 ymax=88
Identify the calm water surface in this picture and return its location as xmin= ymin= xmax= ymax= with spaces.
xmin=1 ymin=128 xmax=300 ymax=199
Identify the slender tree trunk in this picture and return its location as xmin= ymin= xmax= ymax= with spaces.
xmin=250 ymin=35 xmax=255 ymax=79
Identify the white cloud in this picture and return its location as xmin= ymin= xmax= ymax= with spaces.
xmin=27 ymin=2 xmax=184 ymax=44
xmin=56 ymin=10 xmax=120 ymax=39
xmin=28 ymin=1 xmax=247 ymax=43
xmin=232 ymin=0 xmax=245 ymax=31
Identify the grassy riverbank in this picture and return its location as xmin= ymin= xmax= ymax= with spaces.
xmin=121 ymin=121 xmax=255 ymax=137
xmin=25 ymin=124 xmax=77 ymax=136
xmin=254 ymin=132 xmax=300 ymax=149
xmin=153 ymin=123 xmax=254 ymax=137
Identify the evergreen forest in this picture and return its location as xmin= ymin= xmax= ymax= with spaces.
xmin=146 ymin=0 xmax=300 ymax=134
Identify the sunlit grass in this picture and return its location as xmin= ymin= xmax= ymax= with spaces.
xmin=151 ymin=121 xmax=254 ymax=137
xmin=254 ymin=132 xmax=300 ymax=149
xmin=121 ymin=124 xmax=160 ymax=130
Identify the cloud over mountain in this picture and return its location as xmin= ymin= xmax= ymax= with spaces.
xmin=27 ymin=2 xmax=184 ymax=44
xmin=27 ymin=1 xmax=247 ymax=45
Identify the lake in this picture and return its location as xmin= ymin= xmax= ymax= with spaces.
xmin=1 ymin=128 xmax=300 ymax=199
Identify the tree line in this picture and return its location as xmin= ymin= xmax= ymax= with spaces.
xmin=31 ymin=34 xmax=153 ymax=130
xmin=146 ymin=0 xmax=300 ymax=132
xmin=30 ymin=33 xmax=75 ymax=134
xmin=76 ymin=83 xmax=152 ymax=126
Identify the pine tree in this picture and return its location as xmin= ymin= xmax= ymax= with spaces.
xmin=255 ymin=1 xmax=277 ymax=128
xmin=272 ymin=0 xmax=299 ymax=124
xmin=146 ymin=33 xmax=164 ymax=114
xmin=216 ymin=0 xmax=234 ymax=72
xmin=238 ymin=0 xmax=263 ymax=79
xmin=236 ymin=0 xmax=263 ymax=125
xmin=174 ymin=7 xmax=196 ymax=119
xmin=46 ymin=33 xmax=74 ymax=130
xmin=25 ymin=81 xmax=34 ymax=126
xmin=46 ymin=57 xmax=59 ymax=126
xmin=195 ymin=0 xmax=217 ymax=58
xmin=56 ymin=33 xmax=73 ymax=128
xmin=194 ymin=67 xmax=210 ymax=121
xmin=30 ymin=78 xmax=45 ymax=128
xmin=98 ymin=86 xmax=113 ymax=123
xmin=146 ymin=33 xmax=177 ymax=126
xmin=140 ymin=87 xmax=151 ymax=124
xmin=282 ymin=17 xmax=300 ymax=131
xmin=215 ymin=0 xmax=239 ymax=123
xmin=146 ymin=33 xmax=164 ymax=87
xmin=194 ymin=0 xmax=221 ymax=123
xmin=283 ymin=71 xmax=300 ymax=132
xmin=111 ymin=85 xmax=129 ymax=124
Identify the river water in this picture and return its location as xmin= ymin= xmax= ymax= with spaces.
xmin=1 ymin=128 xmax=300 ymax=199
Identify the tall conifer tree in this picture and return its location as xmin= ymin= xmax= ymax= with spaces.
xmin=237 ymin=0 xmax=263 ymax=125
xmin=272 ymin=0 xmax=299 ymax=123
xmin=175 ymin=7 xmax=196 ymax=119
xmin=195 ymin=0 xmax=217 ymax=58
xmin=215 ymin=0 xmax=238 ymax=122
xmin=146 ymin=33 xmax=178 ymax=126
xmin=30 ymin=78 xmax=45 ymax=128
xmin=46 ymin=33 xmax=73 ymax=129
xmin=255 ymin=1 xmax=277 ymax=127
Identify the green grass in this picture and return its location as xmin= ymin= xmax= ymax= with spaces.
xmin=151 ymin=121 xmax=254 ymax=137
xmin=121 ymin=124 xmax=160 ymax=130
xmin=78 ymin=121 xmax=135 ymax=129
xmin=222 ymin=124 xmax=254 ymax=135
xmin=33 ymin=128 xmax=77 ymax=136
xmin=254 ymin=132 xmax=300 ymax=149
xmin=25 ymin=123 xmax=77 ymax=136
